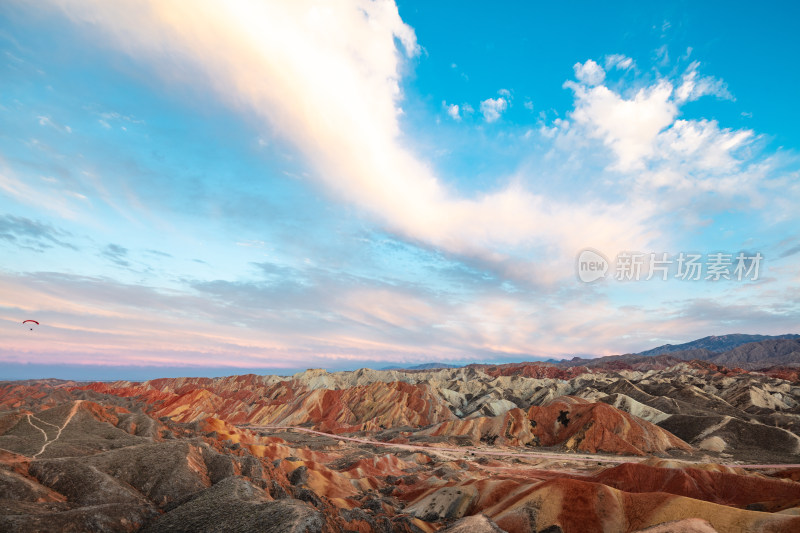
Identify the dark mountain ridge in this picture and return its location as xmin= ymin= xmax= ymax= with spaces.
xmin=636 ymin=333 xmax=800 ymax=356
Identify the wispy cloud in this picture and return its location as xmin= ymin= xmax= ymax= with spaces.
xmin=675 ymin=61 xmax=733 ymax=103
xmin=0 ymin=156 xmax=91 ymax=220
xmin=0 ymin=214 xmax=77 ymax=252
xmin=37 ymin=115 xmax=72 ymax=134
xmin=101 ymin=243 xmax=130 ymax=268
xmin=605 ymin=54 xmax=634 ymax=71
xmin=93 ymin=109 xmax=145 ymax=130
xmin=779 ymin=244 xmax=800 ymax=259
xmin=2 ymin=243 xmax=798 ymax=367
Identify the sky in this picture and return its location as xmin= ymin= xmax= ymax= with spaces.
xmin=1 ymin=1 xmax=799 ymax=380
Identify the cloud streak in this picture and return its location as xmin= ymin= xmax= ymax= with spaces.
xmin=0 ymin=214 xmax=77 ymax=252
xmin=4 ymin=264 xmax=797 ymax=368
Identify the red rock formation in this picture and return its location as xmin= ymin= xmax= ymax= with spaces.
xmin=0 ymin=382 xmax=75 ymax=410
xmin=589 ymin=462 xmax=800 ymax=511
xmin=77 ymin=378 xmax=455 ymax=434
xmin=527 ymin=396 xmax=692 ymax=455
xmin=760 ymin=367 xmax=800 ymax=383
xmin=488 ymin=477 xmax=800 ymax=533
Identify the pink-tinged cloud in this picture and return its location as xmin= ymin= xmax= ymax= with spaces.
xmin=3 ymin=268 xmax=798 ymax=369
xmin=33 ymin=0 xmax=656 ymax=286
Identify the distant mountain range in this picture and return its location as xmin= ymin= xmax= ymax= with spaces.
xmin=647 ymin=338 xmax=800 ymax=368
xmin=381 ymin=334 xmax=800 ymax=373
xmin=555 ymin=335 xmax=800 ymax=370
xmin=636 ymin=333 xmax=800 ymax=356
xmin=381 ymin=362 xmax=462 ymax=371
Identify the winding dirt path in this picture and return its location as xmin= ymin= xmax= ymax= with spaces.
xmin=243 ymin=424 xmax=800 ymax=470
xmin=31 ymin=400 xmax=83 ymax=459
xmin=26 ymin=414 xmax=50 ymax=445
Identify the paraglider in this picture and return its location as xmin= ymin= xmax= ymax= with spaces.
xmin=23 ymin=319 xmax=39 ymax=331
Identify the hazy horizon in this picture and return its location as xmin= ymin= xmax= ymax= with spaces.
xmin=5 ymin=331 xmax=799 ymax=381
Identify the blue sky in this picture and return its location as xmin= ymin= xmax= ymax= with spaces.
xmin=1 ymin=1 xmax=799 ymax=380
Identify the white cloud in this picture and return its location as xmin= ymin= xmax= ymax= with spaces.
xmin=235 ymin=239 xmax=266 ymax=248
xmin=675 ymin=61 xmax=733 ymax=102
xmin=573 ymin=59 xmax=605 ymax=86
xmin=605 ymin=54 xmax=634 ymax=71
xmin=37 ymin=115 xmax=72 ymax=133
xmin=443 ymin=101 xmax=460 ymax=121
xmin=480 ymin=97 xmax=507 ymax=122
xmin=562 ymin=59 xmax=766 ymax=208
xmin=655 ymin=119 xmax=752 ymax=172
xmin=96 ymin=110 xmax=145 ymax=127
xmin=568 ymin=79 xmax=676 ymax=171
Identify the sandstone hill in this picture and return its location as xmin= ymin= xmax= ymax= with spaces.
xmin=2 ymin=351 xmax=800 ymax=531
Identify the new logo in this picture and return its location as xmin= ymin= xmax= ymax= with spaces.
xmin=576 ymin=249 xmax=609 ymax=283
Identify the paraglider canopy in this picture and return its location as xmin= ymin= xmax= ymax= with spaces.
xmin=23 ymin=319 xmax=39 ymax=331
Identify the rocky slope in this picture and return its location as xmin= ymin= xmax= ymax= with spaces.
xmin=3 ymin=353 xmax=800 ymax=531
xmin=64 ymin=356 xmax=800 ymax=462
xmin=526 ymin=396 xmax=692 ymax=456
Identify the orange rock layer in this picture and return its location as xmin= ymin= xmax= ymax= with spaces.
xmin=78 ymin=378 xmax=455 ymax=434
xmin=527 ymin=396 xmax=692 ymax=455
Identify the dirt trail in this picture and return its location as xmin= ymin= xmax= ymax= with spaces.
xmin=32 ymin=400 xmax=83 ymax=459
xmin=243 ymin=424 xmax=800 ymax=470
xmin=243 ymin=424 xmax=639 ymax=465
xmin=26 ymin=415 xmax=50 ymax=445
